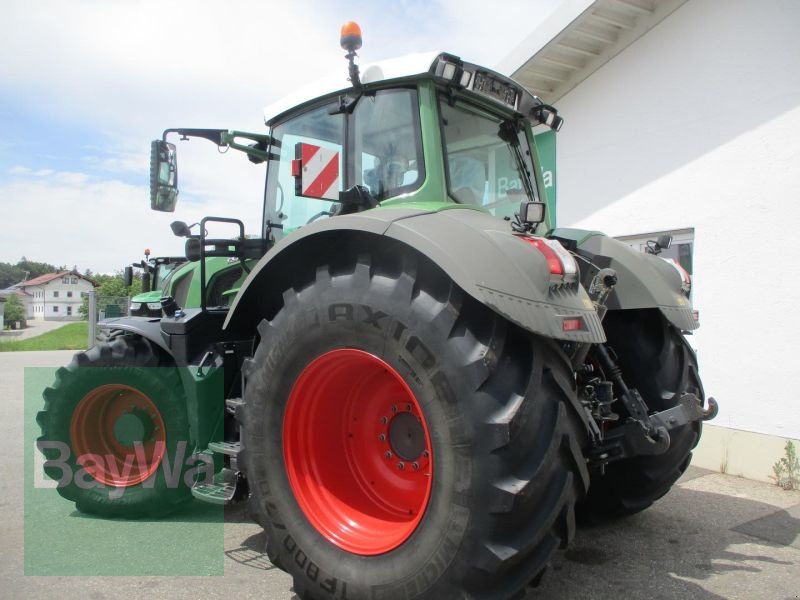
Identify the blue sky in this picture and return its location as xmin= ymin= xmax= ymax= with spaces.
xmin=0 ymin=0 xmax=558 ymax=273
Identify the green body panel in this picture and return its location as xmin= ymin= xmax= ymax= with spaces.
xmin=131 ymin=290 xmax=161 ymax=304
xmin=225 ymin=207 xmax=605 ymax=343
xmin=163 ymin=257 xmax=251 ymax=309
xmin=552 ymin=228 xmax=697 ymax=331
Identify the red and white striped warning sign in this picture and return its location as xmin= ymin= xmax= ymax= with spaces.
xmin=293 ymin=143 xmax=340 ymax=201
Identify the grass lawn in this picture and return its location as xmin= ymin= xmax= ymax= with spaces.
xmin=0 ymin=322 xmax=88 ymax=352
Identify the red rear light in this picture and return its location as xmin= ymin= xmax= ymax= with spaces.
xmin=519 ymin=237 xmax=563 ymax=275
xmin=562 ymin=317 xmax=583 ymax=332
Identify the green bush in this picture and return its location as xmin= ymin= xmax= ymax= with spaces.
xmin=772 ymin=441 xmax=800 ymax=490
xmin=4 ymin=294 xmax=26 ymax=328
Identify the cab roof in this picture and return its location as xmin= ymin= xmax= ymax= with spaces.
xmin=262 ymin=51 xmax=557 ymax=132
xmin=263 ymin=52 xmax=441 ymax=126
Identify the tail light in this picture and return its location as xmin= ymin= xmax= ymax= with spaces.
xmin=661 ymin=257 xmax=691 ymax=294
xmin=518 ymin=236 xmax=578 ymax=283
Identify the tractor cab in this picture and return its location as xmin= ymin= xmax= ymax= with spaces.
xmin=261 ymin=47 xmax=563 ymax=240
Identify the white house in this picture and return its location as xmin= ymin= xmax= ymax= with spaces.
xmin=499 ymin=0 xmax=800 ymax=481
xmin=15 ymin=271 xmax=96 ymax=321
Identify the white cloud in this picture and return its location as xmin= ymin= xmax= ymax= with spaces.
xmin=0 ymin=161 xmax=264 ymax=273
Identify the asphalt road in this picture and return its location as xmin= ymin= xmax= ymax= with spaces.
xmin=2 ymin=350 xmax=798 ymax=599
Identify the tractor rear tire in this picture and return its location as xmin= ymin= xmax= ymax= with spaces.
xmin=579 ymin=309 xmax=704 ymax=521
xmin=242 ymin=252 xmax=589 ymax=600
xmin=37 ymin=336 xmax=193 ymax=518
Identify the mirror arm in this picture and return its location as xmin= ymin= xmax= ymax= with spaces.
xmin=161 ymin=129 xmax=278 ymax=163
xmin=162 ymin=128 xmax=227 ymax=144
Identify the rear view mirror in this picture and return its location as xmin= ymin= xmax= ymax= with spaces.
xmin=170 ymin=220 xmax=192 ymax=237
xmin=123 ymin=266 xmax=133 ymax=288
xmin=150 ymin=140 xmax=179 ymax=212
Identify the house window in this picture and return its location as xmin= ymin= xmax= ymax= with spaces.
xmin=53 ymin=306 xmax=59 ymax=313
xmin=66 ymin=306 xmax=72 ymax=316
xmin=53 ymin=291 xmax=59 ymax=298
xmin=71 ymin=277 xmax=78 ymax=284
xmin=67 ymin=291 xmax=73 ymax=298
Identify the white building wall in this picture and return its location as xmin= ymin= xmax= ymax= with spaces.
xmin=25 ymin=277 xmax=93 ymax=321
xmin=553 ymin=0 xmax=800 ymax=439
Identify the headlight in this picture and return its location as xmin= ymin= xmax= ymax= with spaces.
xmin=146 ymin=302 xmax=162 ymax=310
xmin=129 ymin=303 xmax=141 ymax=311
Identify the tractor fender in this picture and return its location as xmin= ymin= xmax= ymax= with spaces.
xmin=552 ymin=228 xmax=697 ymax=331
xmin=98 ymin=317 xmax=173 ymax=355
xmin=224 ymin=207 xmax=606 ymax=343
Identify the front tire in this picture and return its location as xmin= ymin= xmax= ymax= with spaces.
xmin=243 ymin=252 xmax=589 ymax=600
xmin=37 ymin=336 xmax=192 ymax=518
xmin=579 ymin=309 xmax=704 ymax=521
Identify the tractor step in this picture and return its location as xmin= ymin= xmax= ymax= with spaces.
xmin=225 ymin=397 xmax=244 ymax=415
xmin=207 ymin=441 xmax=241 ymax=457
xmin=191 ymin=467 xmax=244 ymax=505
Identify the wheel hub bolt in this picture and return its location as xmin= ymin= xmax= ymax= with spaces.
xmin=391 ymin=405 xmax=398 ymax=413
xmin=378 ymin=434 xmax=386 ymax=442
xmin=380 ymin=416 xmax=388 ymax=425
xmin=405 ymin=403 xmax=412 ymax=412
xmin=385 ymin=451 xmax=393 ymax=459
xmin=397 ymin=462 xmax=405 ymax=470
xmin=422 ymin=450 xmax=429 ymax=458
xmin=412 ymin=462 xmax=419 ymax=471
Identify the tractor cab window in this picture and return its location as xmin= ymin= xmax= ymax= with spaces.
xmin=440 ymin=99 xmax=539 ymax=220
xmin=265 ymin=103 xmax=345 ymax=238
xmin=264 ymin=89 xmax=424 ymax=241
xmin=352 ymin=88 xmax=424 ymax=201
xmin=154 ymin=262 xmax=181 ymax=290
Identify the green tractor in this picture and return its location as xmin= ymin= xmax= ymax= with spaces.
xmin=124 ymin=250 xmax=186 ymax=317
xmin=38 ymin=23 xmax=717 ymax=599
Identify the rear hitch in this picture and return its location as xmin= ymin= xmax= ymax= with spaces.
xmin=586 ymin=343 xmax=720 ymax=466
xmin=702 ymin=397 xmax=719 ymax=421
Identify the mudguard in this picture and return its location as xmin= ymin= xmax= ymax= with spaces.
xmin=552 ymin=228 xmax=697 ymax=331
xmin=98 ymin=317 xmax=172 ymax=354
xmin=224 ymin=207 xmax=606 ymax=343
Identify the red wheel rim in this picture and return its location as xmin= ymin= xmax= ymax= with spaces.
xmin=283 ymin=349 xmax=433 ymax=555
xmin=70 ymin=384 xmax=167 ymax=487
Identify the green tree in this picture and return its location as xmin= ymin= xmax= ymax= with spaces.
xmin=17 ymin=256 xmax=57 ymax=279
xmin=0 ymin=263 xmax=23 ymax=289
xmin=79 ymin=272 xmax=142 ymax=318
xmin=0 ymin=257 xmax=58 ymax=289
xmin=4 ymin=294 xmax=26 ymax=328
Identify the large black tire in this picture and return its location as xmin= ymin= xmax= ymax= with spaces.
xmin=579 ymin=309 xmax=704 ymax=521
xmin=37 ymin=336 xmax=193 ymax=518
xmin=242 ymin=251 xmax=589 ymax=600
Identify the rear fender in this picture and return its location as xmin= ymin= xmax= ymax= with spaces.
xmin=98 ymin=317 xmax=171 ymax=354
xmin=552 ymin=228 xmax=697 ymax=331
xmin=224 ymin=208 xmax=606 ymax=343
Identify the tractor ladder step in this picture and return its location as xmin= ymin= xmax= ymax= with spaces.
xmin=207 ymin=441 xmax=241 ymax=457
xmin=191 ymin=467 xmax=244 ymax=505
